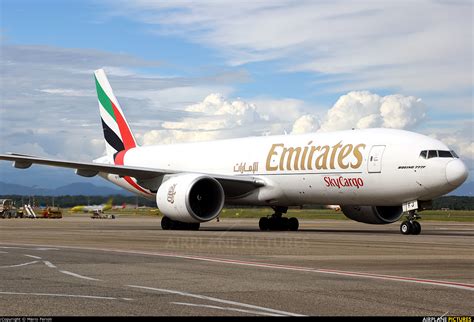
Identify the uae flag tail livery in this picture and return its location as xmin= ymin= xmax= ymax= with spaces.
xmin=94 ymin=69 xmax=138 ymax=156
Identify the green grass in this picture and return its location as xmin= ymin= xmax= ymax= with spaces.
xmin=413 ymin=210 xmax=474 ymax=222
xmin=220 ymin=208 xmax=474 ymax=222
xmin=219 ymin=208 xmax=349 ymax=220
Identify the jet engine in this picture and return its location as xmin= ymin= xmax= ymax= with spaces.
xmin=156 ymin=173 xmax=225 ymax=223
xmin=341 ymin=205 xmax=403 ymax=224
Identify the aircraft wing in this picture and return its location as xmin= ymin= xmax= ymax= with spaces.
xmin=0 ymin=153 xmax=265 ymax=197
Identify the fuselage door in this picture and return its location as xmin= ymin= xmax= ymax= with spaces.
xmin=367 ymin=145 xmax=386 ymax=173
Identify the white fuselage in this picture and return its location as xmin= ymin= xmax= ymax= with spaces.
xmin=99 ymin=128 xmax=468 ymax=207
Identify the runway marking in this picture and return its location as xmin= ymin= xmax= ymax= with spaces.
xmin=0 ymin=246 xmax=58 ymax=251
xmin=43 ymin=261 xmax=56 ymax=268
xmin=171 ymin=301 xmax=287 ymax=316
xmin=59 ymin=270 xmax=101 ymax=281
xmin=0 ymin=261 xmax=38 ymax=268
xmin=166 ymin=254 xmax=474 ymax=292
xmin=3 ymin=243 xmax=473 ymax=292
xmin=0 ymin=291 xmax=131 ymax=301
xmin=0 ymin=251 xmax=8 ymax=254
xmin=124 ymin=251 xmax=474 ymax=292
xmin=24 ymin=254 xmax=42 ymax=260
xmin=127 ymin=284 xmax=305 ymax=317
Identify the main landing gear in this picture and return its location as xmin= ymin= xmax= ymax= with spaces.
xmin=259 ymin=206 xmax=299 ymax=231
xmin=400 ymin=210 xmax=421 ymax=235
xmin=161 ymin=216 xmax=200 ymax=231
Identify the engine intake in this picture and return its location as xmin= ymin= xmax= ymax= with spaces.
xmin=341 ymin=205 xmax=403 ymax=224
xmin=156 ymin=173 xmax=225 ymax=223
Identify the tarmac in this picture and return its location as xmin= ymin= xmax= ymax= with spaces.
xmin=0 ymin=215 xmax=472 ymax=316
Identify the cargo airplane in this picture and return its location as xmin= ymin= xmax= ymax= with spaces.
xmin=0 ymin=69 xmax=468 ymax=234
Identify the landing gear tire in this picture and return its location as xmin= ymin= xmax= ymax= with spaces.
xmin=400 ymin=221 xmax=412 ymax=235
xmin=412 ymin=221 xmax=421 ymax=235
xmin=258 ymin=207 xmax=299 ymax=231
xmin=400 ymin=220 xmax=421 ymax=235
xmin=259 ymin=217 xmax=269 ymax=231
xmin=400 ymin=210 xmax=422 ymax=235
xmin=288 ymin=217 xmax=299 ymax=231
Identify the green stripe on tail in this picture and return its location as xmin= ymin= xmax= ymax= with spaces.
xmin=95 ymin=76 xmax=115 ymax=121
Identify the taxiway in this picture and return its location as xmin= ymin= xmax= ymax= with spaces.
xmin=0 ymin=216 xmax=472 ymax=316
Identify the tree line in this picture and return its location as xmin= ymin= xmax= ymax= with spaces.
xmin=1 ymin=194 xmax=473 ymax=210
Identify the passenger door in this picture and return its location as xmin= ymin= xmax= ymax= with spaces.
xmin=367 ymin=145 xmax=386 ymax=173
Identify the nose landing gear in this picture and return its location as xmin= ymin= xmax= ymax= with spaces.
xmin=400 ymin=210 xmax=421 ymax=235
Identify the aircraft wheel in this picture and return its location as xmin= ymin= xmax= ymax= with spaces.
xmin=268 ymin=216 xmax=278 ymax=231
xmin=400 ymin=221 xmax=413 ymax=235
xmin=259 ymin=217 xmax=269 ymax=231
xmin=412 ymin=221 xmax=421 ymax=235
xmin=161 ymin=216 xmax=172 ymax=230
xmin=281 ymin=217 xmax=289 ymax=230
xmin=288 ymin=217 xmax=299 ymax=231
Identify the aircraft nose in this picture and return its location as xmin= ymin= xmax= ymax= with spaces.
xmin=445 ymin=159 xmax=468 ymax=187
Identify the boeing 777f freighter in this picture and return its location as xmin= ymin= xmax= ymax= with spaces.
xmin=0 ymin=69 xmax=468 ymax=234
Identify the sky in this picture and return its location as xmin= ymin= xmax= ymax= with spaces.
xmin=0 ymin=0 xmax=472 ymax=189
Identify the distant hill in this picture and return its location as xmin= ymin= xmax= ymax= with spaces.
xmin=0 ymin=181 xmax=133 ymax=196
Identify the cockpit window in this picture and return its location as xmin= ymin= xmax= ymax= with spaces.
xmin=438 ymin=150 xmax=453 ymax=158
xmin=420 ymin=150 xmax=458 ymax=159
xmin=428 ymin=150 xmax=438 ymax=159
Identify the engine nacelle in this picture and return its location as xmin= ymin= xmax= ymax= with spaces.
xmin=341 ymin=205 xmax=403 ymax=224
xmin=156 ymin=173 xmax=225 ymax=223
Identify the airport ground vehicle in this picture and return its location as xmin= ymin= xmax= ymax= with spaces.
xmin=0 ymin=199 xmax=18 ymax=218
xmin=40 ymin=207 xmax=63 ymax=219
xmin=90 ymin=210 xmax=115 ymax=219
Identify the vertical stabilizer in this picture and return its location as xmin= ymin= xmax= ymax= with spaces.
xmin=94 ymin=69 xmax=138 ymax=155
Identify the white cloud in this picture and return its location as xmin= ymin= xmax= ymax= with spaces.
xmin=142 ymin=90 xmax=430 ymax=149
xmin=318 ymin=91 xmax=426 ymax=132
xmin=161 ymin=93 xmax=262 ymax=131
xmin=143 ymin=129 xmax=218 ymax=145
xmin=0 ymin=44 xmax=246 ymax=161
xmin=319 ymin=91 xmax=381 ymax=132
xmin=291 ymin=115 xmax=319 ymax=134
xmin=111 ymin=1 xmax=472 ymax=96
xmin=380 ymin=95 xmax=426 ymax=129
xmin=249 ymin=97 xmax=309 ymax=122
xmin=142 ymin=93 xmax=293 ymax=144
xmin=40 ymin=88 xmax=94 ymax=97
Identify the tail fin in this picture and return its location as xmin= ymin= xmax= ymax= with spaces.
xmin=103 ymin=197 xmax=113 ymax=211
xmin=94 ymin=69 xmax=138 ymax=156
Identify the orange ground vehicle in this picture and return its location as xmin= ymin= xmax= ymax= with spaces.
xmin=41 ymin=207 xmax=63 ymax=219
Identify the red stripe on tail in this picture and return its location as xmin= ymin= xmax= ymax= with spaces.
xmin=111 ymin=101 xmax=136 ymax=150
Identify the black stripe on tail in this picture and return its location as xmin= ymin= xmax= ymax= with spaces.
xmin=101 ymin=118 xmax=125 ymax=152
